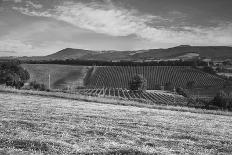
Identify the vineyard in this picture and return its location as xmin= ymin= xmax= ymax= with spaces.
xmin=77 ymin=88 xmax=188 ymax=105
xmin=85 ymin=66 xmax=225 ymax=89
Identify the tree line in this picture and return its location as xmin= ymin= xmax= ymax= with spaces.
xmin=23 ymin=59 xmax=208 ymax=66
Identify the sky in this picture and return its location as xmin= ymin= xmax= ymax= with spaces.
xmin=0 ymin=0 xmax=232 ymax=56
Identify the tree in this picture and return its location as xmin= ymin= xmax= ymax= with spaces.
xmin=29 ymin=81 xmax=47 ymax=91
xmin=176 ymin=87 xmax=189 ymax=98
xmin=154 ymin=84 xmax=162 ymax=90
xmin=164 ymin=82 xmax=173 ymax=91
xmin=212 ymin=90 xmax=229 ymax=110
xmin=202 ymin=66 xmax=216 ymax=74
xmin=186 ymin=81 xmax=195 ymax=89
xmin=0 ymin=61 xmax=30 ymax=89
xmin=128 ymin=74 xmax=147 ymax=92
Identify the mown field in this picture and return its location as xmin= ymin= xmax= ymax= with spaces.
xmin=0 ymin=93 xmax=232 ymax=154
xmin=21 ymin=64 xmax=89 ymax=89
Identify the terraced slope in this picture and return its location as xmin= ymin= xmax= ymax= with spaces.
xmin=86 ymin=66 xmax=225 ymax=89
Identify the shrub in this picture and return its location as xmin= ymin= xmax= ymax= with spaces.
xmin=164 ymin=82 xmax=173 ymax=91
xmin=176 ymin=87 xmax=189 ymax=98
xmin=0 ymin=61 xmax=30 ymax=89
xmin=202 ymin=66 xmax=216 ymax=74
xmin=211 ymin=90 xmax=231 ymax=110
xmin=29 ymin=81 xmax=47 ymax=91
xmin=186 ymin=81 xmax=195 ymax=89
xmin=154 ymin=84 xmax=162 ymax=90
xmin=128 ymin=74 xmax=147 ymax=92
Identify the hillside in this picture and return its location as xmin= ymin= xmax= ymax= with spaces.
xmin=1 ymin=92 xmax=232 ymax=154
xmin=21 ymin=64 xmax=89 ymax=89
xmin=43 ymin=45 xmax=232 ymax=61
xmin=86 ymin=66 xmax=225 ymax=89
xmin=45 ymin=48 xmax=100 ymax=60
xmin=135 ymin=46 xmax=232 ymax=60
xmin=13 ymin=45 xmax=232 ymax=61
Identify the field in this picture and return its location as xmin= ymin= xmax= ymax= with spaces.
xmin=78 ymin=88 xmax=188 ymax=105
xmin=86 ymin=66 xmax=225 ymax=89
xmin=1 ymin=93 xmax=232 ymax=154
xmin=21 ymin=64 xmax=89 ymax=89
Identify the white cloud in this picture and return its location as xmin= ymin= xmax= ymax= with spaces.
xmin=12 ymin=7 xmax=51 ymax=17
xmin=0 ymin=39 xmax=34 ymax=56
xmin=10 ymin=1 xmax=232 ymax=47
xmin=26 ymin=1 xmax=43 ymax=9
xmin=3 ymin=0 xmax=22 ymax=3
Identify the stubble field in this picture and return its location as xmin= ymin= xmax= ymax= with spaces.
xmin=0 ymin=93 xmax=232 ymax=155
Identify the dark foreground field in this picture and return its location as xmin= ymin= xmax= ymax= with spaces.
xmin=0 ymin=93 xmax=232 ymax=155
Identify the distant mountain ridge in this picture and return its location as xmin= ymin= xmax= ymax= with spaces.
xmin=45 ymin=45 xmax=232 ymax=61
xmin=2 ymin=45 xmax=232 ymax=61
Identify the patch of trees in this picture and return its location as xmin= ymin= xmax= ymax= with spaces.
xmin=209 ymin=91 xmax=232 ymax=110
xmin=23 ymin=59 xmax=208 ymax=67
xmin=187 ymin=90 xmax=232 ymax=111
xmin=0 ymin=61 xmax=29 ymax=89
xmin=201 ymin=66 xmax=216 ymax=74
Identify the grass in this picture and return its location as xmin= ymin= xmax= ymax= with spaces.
xmin=21 ymin=64 xmax=89 ymax=89
xmin=0 ymin=92 xmax=232 ymax=154
xmin=1 ymin=86 xmax=232 ymax=117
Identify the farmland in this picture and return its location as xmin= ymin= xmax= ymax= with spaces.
xmin=86 ymin=66 xmax=225 ymax=89
xmin=1 ymin=92 xmax=232 ymax=154
xmin=78 ymin=88 xmax=188 ymax=105
xmin=21 ymin=64 xmax=88 ymax=89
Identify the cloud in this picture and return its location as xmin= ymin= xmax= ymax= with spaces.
xmin=0 ymin=51 xmax=16 ymax=53
xmin=0 ymin=20 xmax=91 ymax=56
xmin=12 ymin=0 xmax=232 ymax=46
xmin=12 ymin=6 xmax=51 ymax=17
xmin=25 ymin=1 xmax=43 ymax=9
xmin=3 ymin=0 xmax=22 ymax=3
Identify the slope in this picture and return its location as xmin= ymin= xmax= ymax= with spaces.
xmin=22 ymin=64 xmax=89 ymax=89
xmin=0 ymin=92 xmax=231 ymax=154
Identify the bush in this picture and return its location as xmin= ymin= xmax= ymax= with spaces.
xmin=29 ymin=81 xmax=47 ymax=91
xmin=186 ymin=81 xmax=195 ymax=89
xmin=176 ymin=87 xmax=189 ymax=98
xmin=128 ymin=74 xmax=147 ymax=92
xmin=164 ymin=82 xmax=173 ymax=91
xmin=154 ymin=84 xmax=162 ymax=90
xmin=0 ymin=61 xmax=30 ymax=89
xmin=211 ymin=90 xmax=232 ymax=110
xmin=202 ymin=66 xmax=216 ymax=74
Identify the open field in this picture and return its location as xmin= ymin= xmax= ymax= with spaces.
xmin=1 ymin=93 xmax=232 ymax=154
xmin=21 ymin=64 xmax=88 ymax=89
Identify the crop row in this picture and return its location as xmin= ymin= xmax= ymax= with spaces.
xmin=86 ymin=66 xmax=225 ymax=89
xmin=77 ymin=88 xmax=188 ymax=105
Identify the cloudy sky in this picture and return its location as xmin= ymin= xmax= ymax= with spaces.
xmin=0 ymin=0 xmax=232 ymax=56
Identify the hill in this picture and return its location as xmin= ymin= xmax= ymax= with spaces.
xmin=29 ymin=45 xmax=232 ymax=60
xmin=85 ymin=66 xmax=225 ymax=89
xmin=13 ymin=45 xmax=232 ymax=61
xmin=21 ymin=64 xmax=89 ymax=89
xmin=44 ymin=48 xmax=100 ymax=60
xmin=135 ymin=45 xmax=232 ymax=60
xmin=1 ymin=92 xmax=232 ymax=154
